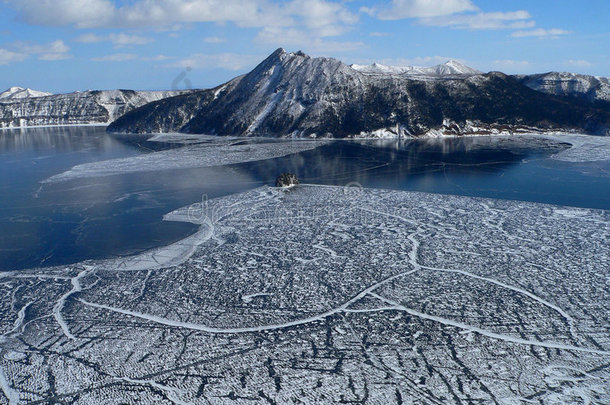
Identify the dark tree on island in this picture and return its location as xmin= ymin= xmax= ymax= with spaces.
xmin=275 ymin=173 xmax=299 ymax=187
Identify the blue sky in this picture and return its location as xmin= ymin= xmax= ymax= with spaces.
xmin=0 ymin=0 xmax=608 ymax=93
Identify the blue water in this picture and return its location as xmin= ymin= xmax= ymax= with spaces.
xmin=0 ymin=126 xmax=608 ymax=270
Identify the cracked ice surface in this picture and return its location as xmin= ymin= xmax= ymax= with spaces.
xmin=0 ymin=185 xmax=609 ymax=404
xmin=43 ymin=138 xmax=327 ymax=183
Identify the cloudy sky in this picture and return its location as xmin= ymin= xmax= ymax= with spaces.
xmin=1 ymin=0 xmax=608 ymax=93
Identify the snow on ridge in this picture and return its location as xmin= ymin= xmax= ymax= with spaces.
xmin=0 ymin=86 xmax=53 ymax=100
xmin=351 ymin=60 xmax=482 ymax=77
xmin=519 ymin=72 xmax=610 ymax=102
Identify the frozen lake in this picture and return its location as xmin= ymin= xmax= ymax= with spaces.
xmin=0 ymin=185 xmax=608 ymax=404
xmin=0 ymin=126 xmax=609 ymax=270
xmin=0 ymin=127 xmax=609 ymax=403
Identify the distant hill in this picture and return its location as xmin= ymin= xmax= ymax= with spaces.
xmin=0 ymin=88 xmax=191 ymax=129
xmin=350 ymin=60 xmax=481 ymax=77
xmin=516 ymin=72 xmax=610 ymax=104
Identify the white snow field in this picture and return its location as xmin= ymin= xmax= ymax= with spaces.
xmin=0 ymin=184 xmax=608 ymax=404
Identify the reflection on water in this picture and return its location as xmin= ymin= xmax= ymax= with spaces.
xmin=0 ymin=127 xmax=608 ymax=270
xmin=239 ymin=136 xmax=610 ymax=209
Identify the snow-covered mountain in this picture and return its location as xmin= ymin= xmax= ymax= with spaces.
xmin=351 ymin=60 xmax=482 ymax=78
xmin=108 ymin=48 xmax=610 ymax=137
xmin=516 ymin=72 xmax=610 ymax=103
xmin=0 ymin=89 xmax=190 ymax=129
xmin=0 ymin=86 xmax=53 ymax=100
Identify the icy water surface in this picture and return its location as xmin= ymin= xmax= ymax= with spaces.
xmin=0 ymin=127 xmax=609 ymax=270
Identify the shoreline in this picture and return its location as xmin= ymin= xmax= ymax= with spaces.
xmin=0 ymin=122 xmax=597 ymax=139
xmin=0 ymin=123 xmax=109 ymax=131
xmin=6 ymin=182 xmax=610 ymax=275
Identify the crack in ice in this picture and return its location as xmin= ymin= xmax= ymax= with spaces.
xmin=53 ymin=267 xmax=94 ymax=340
xmin=369 ymin=293 xmax=610 ymax=356
xmin=118 ymin=376 xmax=192 ymax=405
xmin=77 ymin=268 xmax=419 ymax=334
xmin=420 ymin=264 xmax=579 ymax=339
xmin=0 ymin=365 xmax=19 ymax=405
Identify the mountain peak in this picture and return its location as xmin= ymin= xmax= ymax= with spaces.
xmin=245 ymin=48 xmax=318 ymax=83
xmin=0 ymin=87 xmax=53 ymax=100
xmin=444 ymin=59 xmax=463 ymax=66
xmin=257 ymin=48 xmax=305 ymax=68
xmin=270 ymin=47 xmax=286 ymax=58
xmin=428 ymin=59 xmax=482 ymax=75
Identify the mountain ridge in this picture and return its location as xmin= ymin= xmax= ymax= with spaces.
xmin=350 ymin=59 xmax=482 ymax=77
xmin=2 ymin=49 xmax=609 ymax=135
xmin=516 ymin=72 xmax=610 ymax=104
xmin=0 ymin=89 xmax=191 ymax=129
xmin=108 ymin=48 xmax=610 ymax=137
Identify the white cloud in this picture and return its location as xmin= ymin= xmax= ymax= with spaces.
xmin=7 ymin=0 xmax=115 ymax=28
xmin=6 ymin=0 xmax=359 ymax=59
xmin=168 ymin=53 xmax=263 ymax=71
xmin=91 ymin=53 xmax=138 ymax=62
xmin=203 ymin=37 xmax=226 ymax=44
xmin=365 ymin=0 xmax=477 ymax=20
xmin=38 ymin=53 xmax=72 ymax=61
xmin=0 ymin=49 xmax=28 ymax=65
xmin=76 ymin=33 xmax=153 ymax=47
xmin=75 ymin=33 xmax=103 ymax=43
xmin=6 ymin=0 xmax=356 ymax=32
xmin=91 ymin=53 xmax=173 ymax=62
xmin=566 ymin=59 xmax=592 ymax=68
xmin=364 ymin=2 xmax=569 ymax=39
xmin=142 ymin=54 xmax=173 ymax=61
xmin=420 ymin=10 xmax=534 ymax=30
xmin=370 ymin=32 xmax=390 ymax=37
xmin=490 ymin=59 xmax=532 ymax=73
xmin=255 ymin=27 xmax=364 ymax=53
xmin=109 ymin=33 xmax=153 ymax=47
xmin=493 ymin=59 xmax=530 ymax=67
xmin=13 ymin=40 xmax=72 ymax=61
xmin=512 ymin=28 xmax=571 ymax=38
xmin=282 ymin=0 xmax=358 ymax=37
xmin=0 ymin=40 xmax=71 ymax=64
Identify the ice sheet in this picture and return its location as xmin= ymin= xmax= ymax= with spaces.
xmin=0 ymin=185 xmax=608 ymax=404
xmin=543 ymin=133 xmax=610 ymax=162
xmin=44 ymin=139 xmax=327 ymax=183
